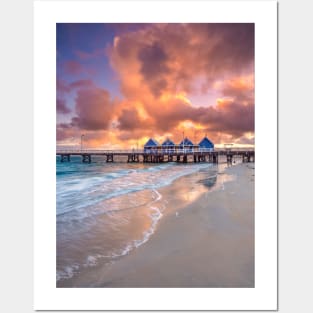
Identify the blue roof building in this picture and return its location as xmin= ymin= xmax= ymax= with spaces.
xmin=144 ymin=138 xmax=159 ymax=149
xmin=198 ymin=137 xmax=214 ymax=150
xmin=162 ymin=138 xmax=175 ymax=147
xmin=179 ymin=137 xmax=194 ymax=147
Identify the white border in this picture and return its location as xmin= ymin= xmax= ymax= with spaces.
xmin=34 ymin=1 xmax=277 ymax=310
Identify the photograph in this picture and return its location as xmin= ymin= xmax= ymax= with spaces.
xmin=56 ymin=23 xmax=255 ymax=288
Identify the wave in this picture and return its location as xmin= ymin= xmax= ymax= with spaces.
xmin=57 ymin=189 xmax=164 ymax=282
xmin=57 ymin=163 xmax=212 ymax=218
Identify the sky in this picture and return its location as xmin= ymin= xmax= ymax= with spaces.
xmin=57 ymin=23 xmax=254 ymax=149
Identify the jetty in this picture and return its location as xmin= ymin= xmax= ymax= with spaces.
xmin=56 ymin=148 xmax=254 ymax=164
xmin=57 ymin=136 xmax=254 ymax=164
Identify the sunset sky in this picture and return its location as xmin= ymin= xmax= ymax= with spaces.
xmin=57 ymin=23 xmax=254 ymax=149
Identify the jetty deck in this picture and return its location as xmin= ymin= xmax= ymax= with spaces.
xmin=56 ymin=149 xmax=254 ymax=164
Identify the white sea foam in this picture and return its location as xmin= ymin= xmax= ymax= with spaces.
xmin=133 ymin=206 xmax=163 ymax=248
xmin=57 ymin=163 xmax=212 ymax=220
xmin=85 ymin=255 xmax=97 ymax=267
xmin=56 ymin=264 xmax=79 ymax=281
xmin=57 ymin=189 xmax=164 ymax=282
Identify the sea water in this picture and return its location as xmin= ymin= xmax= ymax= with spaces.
xmin=56 ymin=156 xmax=224 ymax=284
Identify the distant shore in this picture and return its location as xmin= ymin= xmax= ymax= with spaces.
xmin=59 ymin=162 xmax=254 ymax=288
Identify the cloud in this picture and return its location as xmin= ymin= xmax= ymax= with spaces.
xmin=108 ymin=23 xmax=254 ymax=99
xmin=57 ymin=23 xmax=255 ymax=147
xmin=74 ymin=48 xmax=105 ymax=60
xmin=57 ymin=79 xmax=71 ymax=95
xmin=63 ymin=60 xmax=84 ymax=75
xmin=57 ymin=79 xmax=96 ymax=96
xmin=61 ymin=60 xmax=97 ymax=77
xmin=106 ymin=24 xmax=254 ymax=143
xmin=69 ymin=79 xmax=95 ymax=90
xmin=202 ymin=100 xmax=254 ymax=136
xmin=118 ymin=108 xmax=146 ymax=131
xmin=71 ymin=87 xmax=116 ymax=130
xmin=56 ymin=123 xmax=77 ymax=141
xmin=218 ymin=75 xmax=254 ymax=104
xmin=57 ymin=98 xmax=71 ymax=114
xmin=138 ymin=42 xmax=169 ymax=97
xmin=149 ymin=97 xmax=254 ymax=138
xmin=235 ymin=135 xmax=255 ymax=145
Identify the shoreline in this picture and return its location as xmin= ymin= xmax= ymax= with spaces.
xmin=58 ymin=162 xmax=254 ymax=288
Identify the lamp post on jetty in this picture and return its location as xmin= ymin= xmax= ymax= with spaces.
xmin=81 ymin=134 xmax=85 ymax=151
xmin=182 ymin=131 xmax=185 ymax=153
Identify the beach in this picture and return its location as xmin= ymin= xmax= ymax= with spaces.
xmin=57 ymin=160 xmax=254 ymax=288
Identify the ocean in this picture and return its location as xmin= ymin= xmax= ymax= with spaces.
xmin=56 ymin=156 xmax=231 ymax=286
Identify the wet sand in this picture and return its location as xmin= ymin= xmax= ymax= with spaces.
xmin=63 ymin=162 xmax=254 ymax=288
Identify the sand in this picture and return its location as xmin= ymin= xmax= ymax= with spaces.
xmin=62 ymin=162 xmax=254 ymax=288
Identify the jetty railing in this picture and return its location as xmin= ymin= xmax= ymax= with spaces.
xmin=56 ymin=147 xmax=252 ymax=154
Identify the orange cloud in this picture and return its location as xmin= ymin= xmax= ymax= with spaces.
xmin=57 ymin=23 xmax=255 ymax=148
xmin=108 ymin=24 xmax=254 ymax=99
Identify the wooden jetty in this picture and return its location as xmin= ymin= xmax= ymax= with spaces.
xmin=56 ymin=149 xmax=254 ymax=164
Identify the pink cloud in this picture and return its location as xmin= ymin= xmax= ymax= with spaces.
xmin=57 ymin=24 xmax=255 ymax=147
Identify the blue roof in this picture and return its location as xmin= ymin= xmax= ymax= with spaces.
xmin=199 ymin=137 xmax=214 ymax=148
xmin=144 ymin=138 xmax=159 ymax=147
xmin=179 ymin=137 xmax=194 ymax=146
xmin=162 ymin=138 xmax=175 ymax=146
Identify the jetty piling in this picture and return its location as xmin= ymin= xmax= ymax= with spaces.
xmin=60 ymin=154 xmax=70 ymax=162
xmin=106 ymin=154 xmax=114 ymax=162
xmin=82 ymin=154 xmax=91 ymax=163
